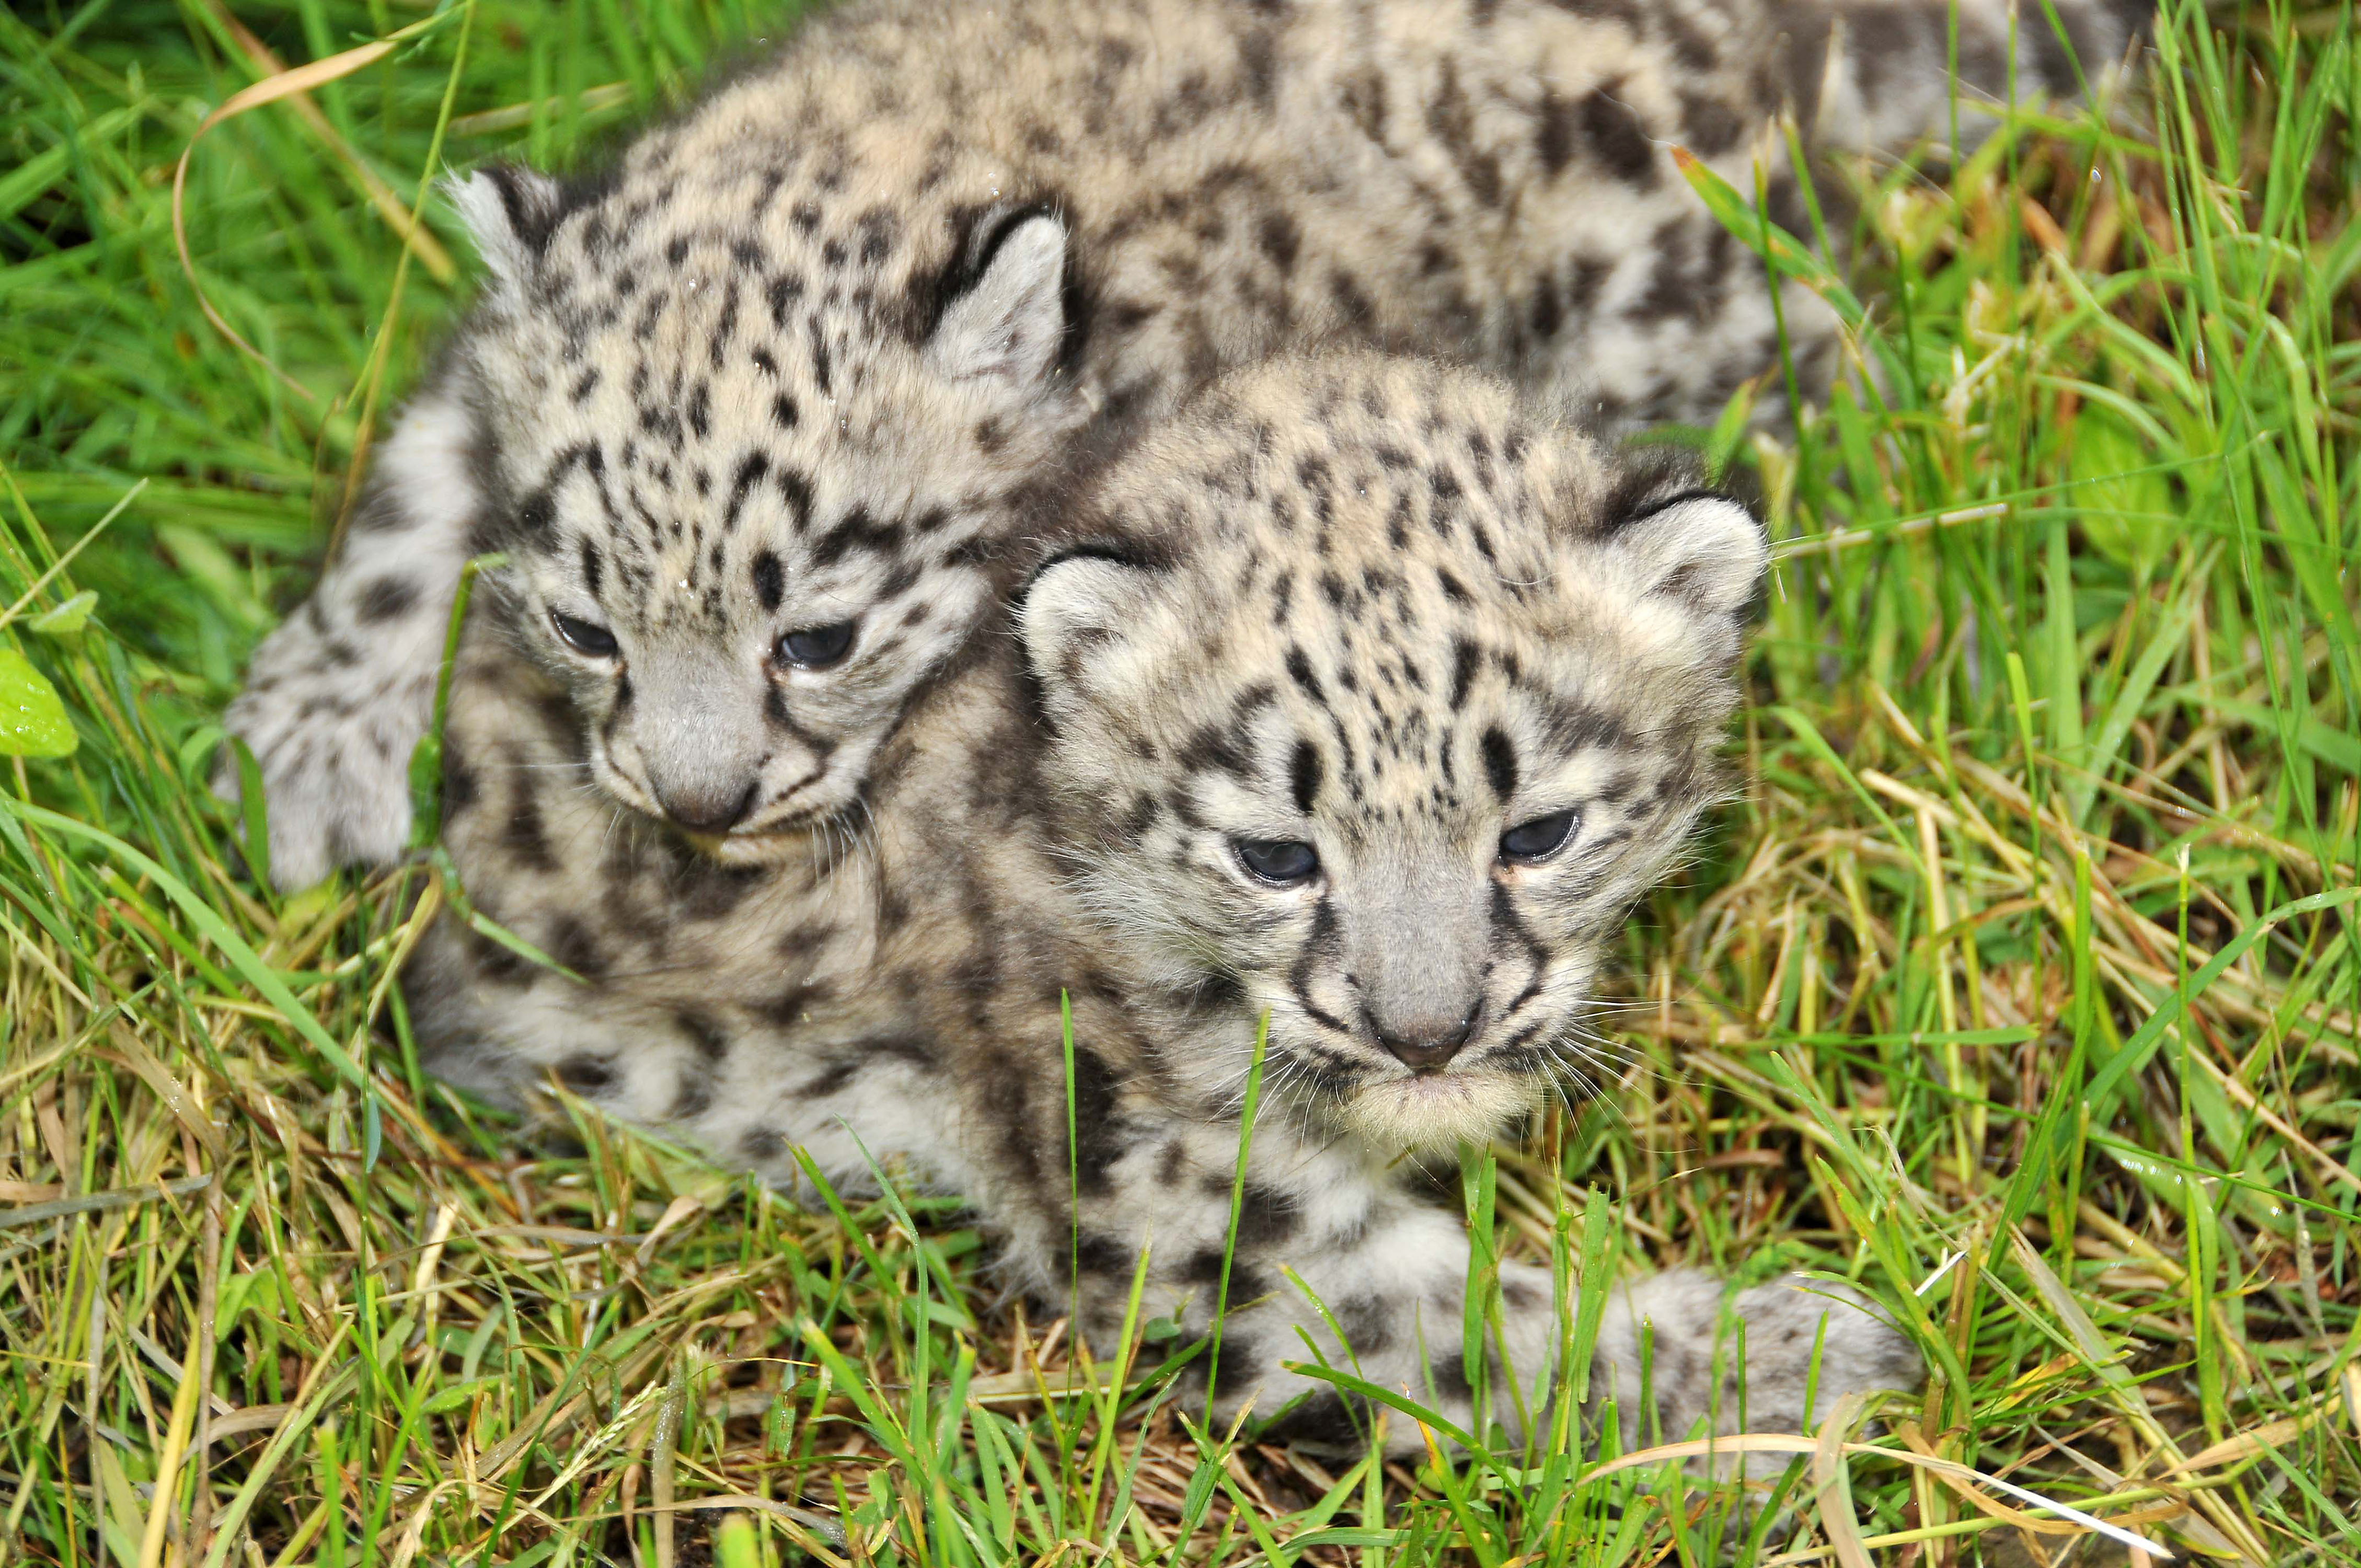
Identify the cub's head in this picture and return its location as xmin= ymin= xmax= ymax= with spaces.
xmin=1020 ymin=355 xmax=1766 ymax=1149
xmin=446 ymin=156 xmax=1085 ymax=857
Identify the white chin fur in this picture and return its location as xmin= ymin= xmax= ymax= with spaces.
xmin=689 ymin=822 xmax=832 ymax=866
xmin=1333 ymin=1068 xmax=1540 ymax=1150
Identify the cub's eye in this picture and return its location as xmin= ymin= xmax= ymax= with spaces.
xmin=776 ymin=620 xmax=857 ymax=669
xmin=551 ymin=610 xmax=619 ymax=659
xmin=1499 ymin=810 xmax=1577 ymax=864
xmin=1235 ymin=838 xmax=1320 ymax=886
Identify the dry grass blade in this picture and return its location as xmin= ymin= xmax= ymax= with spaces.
xmin=1813 ymin=1392 xmax=1874 ymax=1568
xmin=171 ymin=36 xmax=404 ymax=400
xmin=1599 ymin=1428 xmax=2187 ymax=1560
xmin=198 ymin=0 xmax=457 ymax=283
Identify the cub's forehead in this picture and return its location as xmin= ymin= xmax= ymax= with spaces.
xmin=486 ymin=253 xmax=981 ymax=590
xmin=488 ymin=146 xmax=962 ymax=456
xmin=1085 ymin=357 xmax=1701 ymax=801
xmin=502 ymin=238 xmax=903 ymax=454
xmin=502 ymin=350 xmax=926 ymax=581
xmin=1103 ymin=358 xmax=1598 ymax=650
xmin=536 ymin=124 xmax=941 ymax=333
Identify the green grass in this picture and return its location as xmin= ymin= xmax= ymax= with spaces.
xmin=3 ymin=0 xmax=2359 ymax=1561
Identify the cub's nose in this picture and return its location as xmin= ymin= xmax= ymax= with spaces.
xmin=652 ymin=777 xmax=759 ymax=834
xmin=1366 ymin=1001 xmax=1483 ymax=1073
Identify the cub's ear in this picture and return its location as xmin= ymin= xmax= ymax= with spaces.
xmin=1600 ymin=491 xmax=1767 ymax=621
xmin=1019 ymin=549 xmax=1167 ymax=728
xmin=445 ymin=165 xmax=567 ymax=293
xmin=928 ymin=212 xmax=1070 ymax=399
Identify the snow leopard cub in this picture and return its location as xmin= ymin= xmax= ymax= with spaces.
xmin=404 ymin=350 xmax=1921 ymax=1458
xmin=221 ymin=0 xmax=2147 ymax=889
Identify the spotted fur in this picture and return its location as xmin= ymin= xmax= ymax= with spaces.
xmin=221 ymin=0 xmax=2148 ymax=890
xmin=404 ymin=351 xmax=1921 ymax=1457
xmin=1021 ymin=356 xmax=1770 ymax=1150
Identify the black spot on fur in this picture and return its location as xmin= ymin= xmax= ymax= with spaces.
xmin=810 ymin=324 xmax=833 ymax=397
xmin=1284 ymin=647 xmax=1323 ymax=700
xmin=501 ymin=791 xmax=558 ymax=871
xmin=753 ymin=975 xmax=829 ymax=1029
xmin=1449 ymin=637 xmax=1479 ymax=709
xmin=1255 ymin=1393 xmax=1365 ymax=1451
xmin=1481 ymin=726 xmax=1518 ymax=801
xmin=1235 ymin=1183 xmax=1300 ymax=1248
xmin=809 ymin=505 xmax=902 ymax=569
xmin=776 ymin=468 xmax=816 ymax=532
xmin=752 ymin=550 xmax=784 ymax=612
xmin=1528 ymin=268 xmax=1562 ymax=341
xmin=442 ymin=741 xmax=479 ymax=819
xmin=1073 ymin=1231 xmax=1134 ymax=1279
xmin=1069 ymin=1046 xmax=1125 ymax=1193
xmin=1580 ymin=85 xmax=1657 ymax=187
xmin=1289 ymin=740 xmax=1322 ymax=815
xmin=1679 ymin=91 xmax=1745 ymax=157
xmin=764 ymin=273 xmax=804 ymax=325
xmin=723 ymin=453 xmax=769 ymax=529
xmin=1258 ymin=211 xmax=1299 ymax=271
xmin=468 ymin=927 xmax=532 ymax=987
xmin=1327 ymin=268 xmax=1375 ymax=330
xmin=354 ymin=578 xmax=418 ymax=624
xmin=548 ymin=916 xmax=608 ymax=981
xmin=1536 ymin=86 xmax=1578 ymax=176
xmin=1182 ymin=1246 xmax=1230 ymax=1289
xmin=1336 ymin=1293 xmax=1396 ymax=1357
xmin=667 ymin=1068 xmax=713 ymax=1120
xmin=556 ymin=1054 xmax=614 ymax=1093
xmin=675 ymin=1010 xmax=732 ymax=1060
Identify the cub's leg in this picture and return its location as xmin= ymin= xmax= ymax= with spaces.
xmin=1595 ymin=1267 xmax=1925 ymax=1475
xmin=218 ymin=367 xmax=482 ymax=890
xmin=1043 ymin=1121 xmax=1921 ymax=1460
xmin=1036 ymin=1135 xmax=1564 ymax=1456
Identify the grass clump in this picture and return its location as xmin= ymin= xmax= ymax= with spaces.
xmin=2 ymin=0 xmax=2358 ymax=1562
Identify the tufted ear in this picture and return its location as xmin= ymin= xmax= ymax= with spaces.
xmin=1599 ymin=491 xmax=1767 ymax=621
xmin=1019 ymin=550 xmax=1168 ymax=728
xmin=928 ymin=213 xmax=1069 ymax=399
xmin=445 ymin=165 xmax=567 ymax=293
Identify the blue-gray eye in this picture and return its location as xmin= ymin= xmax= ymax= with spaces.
xmin=1499 ymin=810 xmax=1577 ymax=863
xmin=1236 ymin=838 xmax=1319 ymax=885
xmin=777 ymin=620 xmax=857 ymax=668
xmin=552 ymin=610 xmax=618 ymax=658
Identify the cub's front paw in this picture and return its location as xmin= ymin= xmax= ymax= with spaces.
xmin=216 ymin=632 xmax=436 ymax=890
